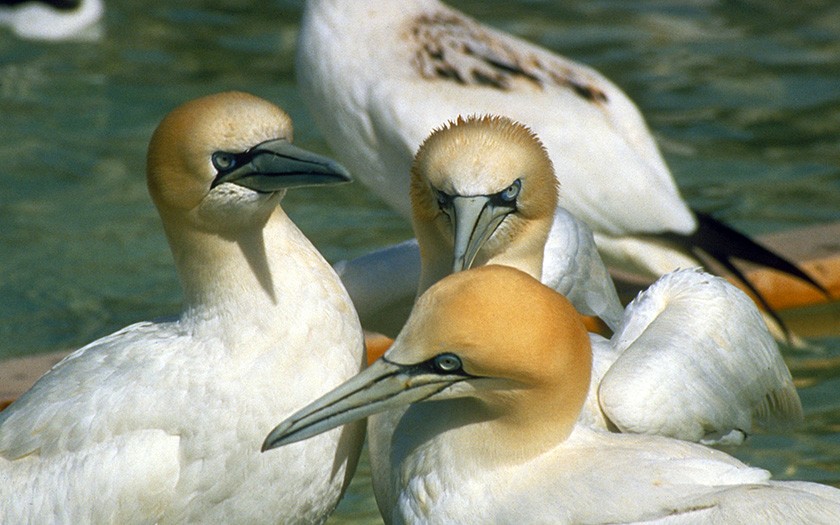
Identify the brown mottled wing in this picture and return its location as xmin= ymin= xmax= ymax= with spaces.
xmin=408 ymin=12 xmax=607 ymax=103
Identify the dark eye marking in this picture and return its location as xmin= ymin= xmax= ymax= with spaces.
xmin=383 ymin=352 xmax=471 ymax=377
xmin=433 ymin=353 xmax=463 ymax=373
xmin=435 ymin=188 xmax=453 ymax=211
xmin=211 ymin=149 xmax=260 ymax=176
xmin=489 ymin=178 xmax=521 ymax=208
xmin=433 ymin=179 xmax=520 ymax=211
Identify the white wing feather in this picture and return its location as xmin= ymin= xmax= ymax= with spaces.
xmin=596 ymin=268 xmax=802 ymax=443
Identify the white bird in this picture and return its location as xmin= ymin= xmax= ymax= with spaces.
xmin=0 ymin=91 xmax=365 ymax=523
xmin=299 ymin=0 xmax=825 ymax=325
xmin=409 ymin=114 xmax=623 ymax=330
xmin=333 ymin=114 xmax=623 ymax=337
xmin=264 ymin=265 xmax=840 ymax=525
xmin=0 ymin=0 xmax=103 ymax=41
xmin=407 ymin=114 xmax=802 ymax=445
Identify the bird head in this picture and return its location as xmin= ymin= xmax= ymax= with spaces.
xmin=410 ymin=115 xmax=558 ymax=292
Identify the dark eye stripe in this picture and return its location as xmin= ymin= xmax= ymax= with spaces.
xmin=383 ymin=353 xmax=472 ymax=378
xmin=211 ymin=147 xmax=261 ymax=175
xmin=436 ymin=189 xmax=453 ymax=210
xmin=490 ymin=179 xmax=521 ymax=207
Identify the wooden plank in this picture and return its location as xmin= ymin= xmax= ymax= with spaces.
xmin=0 ymin=351 xmax=65 ymax=410
xmin=733 ymin=222 xmax=840 ymax=310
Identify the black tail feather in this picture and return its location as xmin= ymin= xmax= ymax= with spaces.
xmin=695 ymin=238 xmax=790 ymax=340
xmin=663 ymin=210 xmax=830 ymax=340
xmin=690 ymin=211 xmax=829 ymax=295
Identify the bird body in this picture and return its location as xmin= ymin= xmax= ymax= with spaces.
xmin=582 ymin=267 xmax=801 ymax=444
xmin=298 ymin=0 xmax=700 ymax=279
xmin=264 ymin=266 xmax=840 ymax=524
xmin=299 ymin=0 xmax=826 ymax=318
xmin=387 ymin=422 xmax=831 ymax=524
xmin=0 ymin=92 xmax=365 ymax=523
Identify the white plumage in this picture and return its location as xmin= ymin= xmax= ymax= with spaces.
xmin=298 ymin=0 xmax=700 ymax=279
xmin=300 ymin=0 xmax=825 ymax=319
xmin=377 ymin=114 xmax=801 ymax=448
xmin=264 ymin=266 xmax=840 ymax=524
xmin=586 ymin=267 xmax=802 ymax=444
xmin=0 ymin=91 xmax=365 ymax=523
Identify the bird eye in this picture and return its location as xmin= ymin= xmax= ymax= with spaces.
xmin=433 ymin=353 xmax=462 ymax=373
xmin=212 ymin=152 xmax=237 ymax=172
xmin=500 ymin=179 xmax=521 ymax=203
xmin=435 ymin=189 xmax=452 ymax=210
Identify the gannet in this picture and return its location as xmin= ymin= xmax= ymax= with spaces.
xmin=264 ymin=266 xmax=840 ymax=525
xmin=333 ymin=115 xmax=621 ymax=337
xmin=298 ymin=0 xmax=825 ymax=322
xmin=410 ymin=114 xmax=623 ymax=330
xmin=357 ymin=115 xmax=802 ymax=506
xmin=0 ymin=0 xmax=103 ymax=41
xmin=408 ymin=115 xmax=802 ymax=444
xmin=0 ymin=91 xmax=365 ymax=523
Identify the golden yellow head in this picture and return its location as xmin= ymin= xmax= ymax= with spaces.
xmin=412 ymin=114 xmax=557 ymax=222
xmin=263 ymin=265 xmax=592 ymax=454
xmin=397 ymin=265 xmax=591 ymax=395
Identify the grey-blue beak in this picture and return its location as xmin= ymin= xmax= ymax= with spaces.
xmin=262 ymin=354 xmax=471 ymax=451
xmin=450 ymin=195 xmax=515 ymax=272
xmin=211 ymin=138 xmax=351 ymax=192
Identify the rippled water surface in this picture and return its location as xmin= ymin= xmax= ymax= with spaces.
xmin=1 ymin=1 xmax=839 ymax=522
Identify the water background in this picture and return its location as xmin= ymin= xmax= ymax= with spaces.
xmin=1 ymin=1 xmax=839 ymax=522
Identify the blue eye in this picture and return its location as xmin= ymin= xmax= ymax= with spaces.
xmin=500 ymin=179 xmax=521 ymax=203
xmin=434 ymin=353 xmax=462 ymax=373
xmin=212 ymin=152 xmax=237 ymax=172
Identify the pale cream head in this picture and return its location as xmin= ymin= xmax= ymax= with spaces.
xmin=410 ymin=116 xmax=559 ymax=292
xmin=146 ymin=91 xmax=294 ymax=233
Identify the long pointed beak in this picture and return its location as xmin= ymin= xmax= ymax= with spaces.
xmin=212 ymin=139 xmax=351 ymax=192
xmin=451 ymin=196 xmax=514 ymax=272
xmin=262 ymin=357 xmax=466 ymax=452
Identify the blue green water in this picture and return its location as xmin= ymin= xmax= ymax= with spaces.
xmin=1 ymin=1 xmax=839 ymax=522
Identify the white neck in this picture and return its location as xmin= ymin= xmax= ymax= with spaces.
xmin=161 ymin=207 xmax=345 ymax=352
